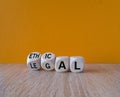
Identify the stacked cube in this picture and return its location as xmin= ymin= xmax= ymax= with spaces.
xmin=27 ymin=52 xmax=84 ymax=72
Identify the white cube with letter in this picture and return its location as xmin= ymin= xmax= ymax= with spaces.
xmin=70 ymin=56 xmax=84 ymax=73
xmin=27 ymin=52 xmax=41 ymax=70
xmin=55 ymin=56 xmax=70 ymax=72
xmin=41 ymin=52 xmax=56 ymax=71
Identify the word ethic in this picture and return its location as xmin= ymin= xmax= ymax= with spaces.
xmin=27 ymin=52 xmax=84 ymax=73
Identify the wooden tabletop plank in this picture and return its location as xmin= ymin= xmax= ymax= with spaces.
xmin=0 ymin=64 xmax=120 ymax=97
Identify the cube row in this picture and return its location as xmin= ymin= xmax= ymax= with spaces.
xmin=27 ymin=52 xmax=84 ymax=73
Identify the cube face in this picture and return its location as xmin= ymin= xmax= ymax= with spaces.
xmin=41 ymin=60 xmax=55 ymax=70
xmin=55 ymin=56 xmax=70 ymax=72
xmin=41 ymin=52 xmax=56 ymax=71
xmin=27 ymin=61 xmax=41 ymax=70
xmin=27 ymin=52 xmax=41 ymax=70
xmin=70 ymin=56 xmax=84 ymax=73
xmin=41 ymin=52 xmax=55 ymax=61
xmin=27 ymin=52 xmax=41 ymax=63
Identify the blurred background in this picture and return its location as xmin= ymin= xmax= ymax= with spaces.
xmin=0 ymin=0 xmax=120 ymax=63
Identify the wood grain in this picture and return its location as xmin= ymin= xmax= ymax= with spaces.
xmin=0 ymin=64 xmax=120 ymax=97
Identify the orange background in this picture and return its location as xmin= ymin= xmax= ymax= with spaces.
xmin=0 ymin=0 xmax=120 ymax=63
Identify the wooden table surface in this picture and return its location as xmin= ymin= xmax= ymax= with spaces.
xmin=0 ymin=64 xmax=120 ymax=97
